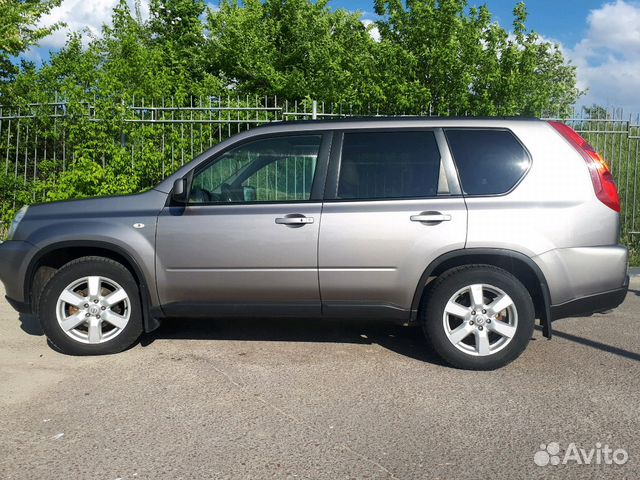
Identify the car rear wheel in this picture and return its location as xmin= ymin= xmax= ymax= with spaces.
xmin=38 ymin=256 xmax=143 ymax=355
xmin=421 ymin=265 xmax=535 ymax=370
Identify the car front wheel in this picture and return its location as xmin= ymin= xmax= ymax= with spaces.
xmin=38 ymin=256 xmax=143 ymax=355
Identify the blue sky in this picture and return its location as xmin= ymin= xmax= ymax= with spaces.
xmin=334 ymin=0 xmax=605 ymax=46
xmin=25 ymin=0 xmax=640 ymax=112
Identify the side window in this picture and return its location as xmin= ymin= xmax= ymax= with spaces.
xmin=337 ymin=131 xmax=442 ymax=200
xmin=445 ymin=129 xmax=530 ymax=195
xmin=189 ymin=135 xmax=322 ymax=204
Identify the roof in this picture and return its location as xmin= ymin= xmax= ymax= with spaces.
xmin=269 ymin=115 xmax=541 ymax=126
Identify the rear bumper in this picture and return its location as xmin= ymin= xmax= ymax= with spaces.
xmin=550 ymin=275 xmax=629 ymax=321
xmin=533 ymin=245 xmax=628 ymax=305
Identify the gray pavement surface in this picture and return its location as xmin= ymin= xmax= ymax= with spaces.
xmin=1 ymin=281 xmax=639 ymax=480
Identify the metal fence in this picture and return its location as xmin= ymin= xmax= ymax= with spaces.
xmin=0 ymin=96 xmax=319 ymax=187
xmin=0 ymin=97 xmax=639 ymax=239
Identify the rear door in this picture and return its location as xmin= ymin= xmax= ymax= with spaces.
xmin=318 ymin=128 xmax=467 ymax=320
xmin=155 ymin=132 xmax=331 ymax=317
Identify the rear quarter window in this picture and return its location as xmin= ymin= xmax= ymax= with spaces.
xmin=445 ymin=129 xmax=530 ymax=195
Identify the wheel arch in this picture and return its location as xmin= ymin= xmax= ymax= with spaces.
xmin=26 ymin=240 xmax=161 ymax=332
xmin=411 ymin=248 xmax=552 ymax=338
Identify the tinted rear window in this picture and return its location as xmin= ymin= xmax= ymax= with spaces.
xmin=445 ymin=129 xmax=530 ymax=195
xmin=337 ymin=131 xmax=441 ymax=200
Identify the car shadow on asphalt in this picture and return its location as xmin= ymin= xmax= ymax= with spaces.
xmin=140 ymin=317 xmax=449 ymax=366
xmin=142 ymin=318 xmax=640 ymax=364
xmin=20 ymin=311 xmax=639 ymax=364
xmin=534 ymin=325 xmax=640 ymax=362
xmin=628 ymin=288 xmax=640 ymax=297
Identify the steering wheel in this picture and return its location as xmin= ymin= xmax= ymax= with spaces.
xmin=220 ymin=183 xmax=232 ymax=202
xmin=221 ymin=183 xmax=243 ymax=202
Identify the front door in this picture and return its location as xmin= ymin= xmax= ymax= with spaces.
xmin=156 ymin=133 xmax=330 ymax=317
xmin=318 ymin=128 xmax=468 ymax=320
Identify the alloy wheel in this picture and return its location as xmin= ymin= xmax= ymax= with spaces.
xmin=442 ymin=283 xmax=518 ymax=356
xmin=55 ymin=276 xmax=131 ymax=344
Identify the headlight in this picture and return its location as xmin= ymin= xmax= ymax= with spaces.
xmin=7 ymin=205 xmax=28 ymax=240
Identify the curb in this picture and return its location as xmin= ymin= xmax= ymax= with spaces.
xmin=630 ymin=267 xmax=640 ymax=277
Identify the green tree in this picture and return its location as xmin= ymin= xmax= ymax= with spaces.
xmin=149 ymin=0 xmax=208 ymax=93
xmin=206 ymin=0 xmax=377 ymax=104
xmin=373 ymin=0 xmax=581 ymax=115
xmin=0 ymin=0 xmax=62 ymax=82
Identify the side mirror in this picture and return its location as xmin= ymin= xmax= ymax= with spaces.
xmin=243 ymin=185 xmax=257 ymax=202
xmin=172 ymin=178 xmax=188 ymax=203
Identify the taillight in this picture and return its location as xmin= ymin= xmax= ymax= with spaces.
xmin=548 ymin=121 xmax=621 ymax=212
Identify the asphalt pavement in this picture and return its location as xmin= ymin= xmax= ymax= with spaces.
xmin=1 ymin=281 xmax=639 ymax=479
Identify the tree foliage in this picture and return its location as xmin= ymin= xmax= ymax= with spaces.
xmin=2 ymin=0 xmax=581 ymax=114
xmin=372 ymin=0 xmax=580 ymax=115
xmin=0 ymin=0 xmax=62 ymax=81
xmin=205 ymin=0 xmax=581 ymax=115
xmin=207 ymin=0 xmax=377 ymax=104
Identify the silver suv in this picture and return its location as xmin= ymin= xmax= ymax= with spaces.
xmin=0 ymin=118 xmax=629 ymax=369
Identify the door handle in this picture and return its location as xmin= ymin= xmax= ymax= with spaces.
xmin=275 ymin=216 xmax=314 ymax=225
xmin=410 ymin=212 xmax=452 ymax=223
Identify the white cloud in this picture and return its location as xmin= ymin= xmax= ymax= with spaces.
xmin=36 ymin=0 xmax=150 ymax=50
xmin=582 ymin=0 xmax=640 ymax=54
xmin=567 ymin=0 xmax=640 ymax=112
xmin=361 ymin=19 xmax=381 ymax=42
xmin=20 ymin=47 xmax=44 ymax=64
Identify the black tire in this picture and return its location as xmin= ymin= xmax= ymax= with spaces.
xmin=421 ymin=265 xmax=535 ymax=370
xmin=38 ymin=256 xmax=143 ymax=355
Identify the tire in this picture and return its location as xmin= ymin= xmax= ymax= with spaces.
xmin=37 ymin=256 xmax=143 ymax=355
xmin=421 ymin=265 xmax=535 ymax=370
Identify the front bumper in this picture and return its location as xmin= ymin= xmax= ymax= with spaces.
xmin=550 ymin=275 xmax=629 ymax=321
xmin=0 ymin=240 xmax=35 ymax=312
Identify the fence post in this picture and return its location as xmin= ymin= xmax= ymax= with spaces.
xmin=312 ymin=100 xmax=317 ymax=120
